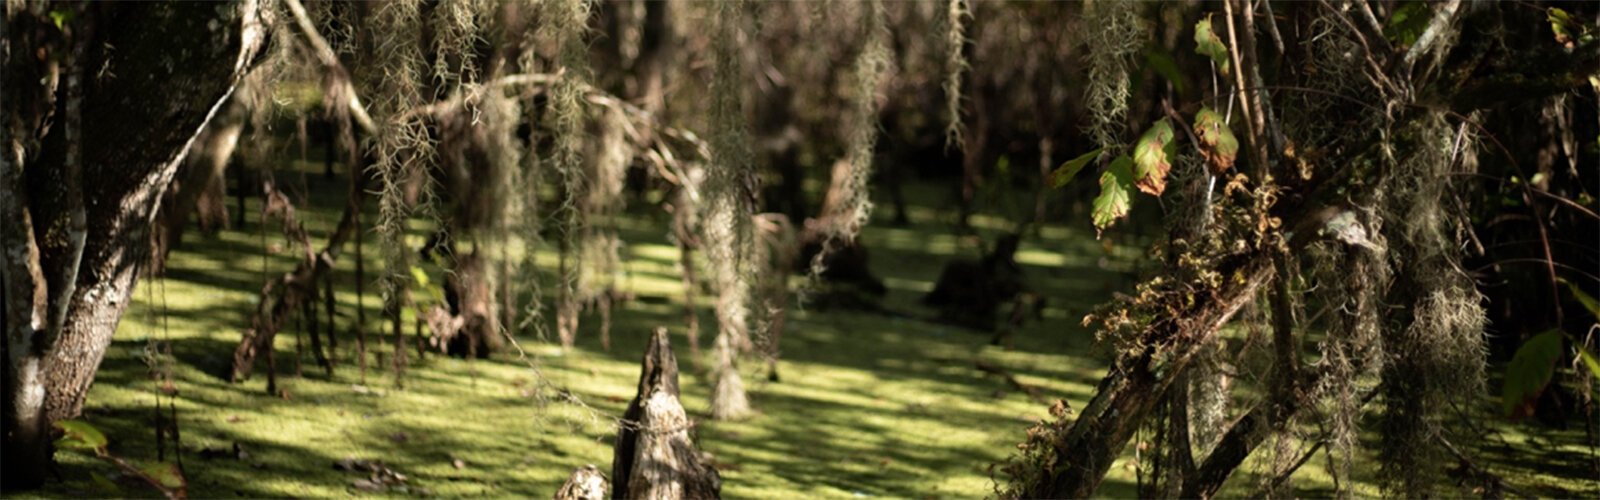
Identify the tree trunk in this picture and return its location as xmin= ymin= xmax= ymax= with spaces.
xmin=1 ymin=132 xmax=52 ymax=490
xmin=709 ymin=330 xmax=750 ymax=421
xmin=631 ymin=0 xmax=673 ymax=117
xmin=231 ymin=177 xmax=363 ymax=383
xmin=153 ymin=97 xmax=246 ymax=273
xmin=612 ymin=328 xmax=721 ymax=500
xmin=2 ymin=1 xmax=266 ymax=488
xmin=672 ymin=188 xmax=702 ymax=362
xmin=555 ymin=464 xmax=608 ymax=500
xmin=1018 ymin=257 xmax=1273 ymax=498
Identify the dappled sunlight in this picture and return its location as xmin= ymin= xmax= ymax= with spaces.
xmin=45 ymin=171 xmax=1158 ymax=498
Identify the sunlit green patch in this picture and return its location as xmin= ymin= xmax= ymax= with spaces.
xmin=17 ymin=157 xmax=1595 ymax=499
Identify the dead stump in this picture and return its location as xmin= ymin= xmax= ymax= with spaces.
xmin=797 ymin=223 xmax=887 ymax=310
xmin=611 ymin=328 xmax=721 ymax=500
xmin=421 ymin=252 xmax=503 ymax=358
xmin=923 ymin=233 xmax=1028 ymax=329
xmin=554 ymin=464 xmax=608 ymax=500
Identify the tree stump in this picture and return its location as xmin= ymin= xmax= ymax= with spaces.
xmin=611 ymin=328 xmax=721 ymax=500
xmin=923 ymin=233 xmax=1028 ymax=329
xmin=796 ymin=159 xmax=888 ymax=309
xmin=554 ymin=464 xmax=607 ymax=500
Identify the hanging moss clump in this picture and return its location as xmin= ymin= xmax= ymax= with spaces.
xmin=1080 ymin=0 xmax=1143 ymax=150
xmin=542 ymin=0 xmax=594 ymax=348
xmin=705 ymin=0 xmax=757 ymax=421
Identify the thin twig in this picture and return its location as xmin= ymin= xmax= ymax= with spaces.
xmin=1352 ymin=0 xmax=1395 ymax=53
xmin=1222 ymin=0 xmax=1262 ymax=177
xmin=1315 ymin=0 xmax=1401 ymax=97
xmin=1260 ymin=0 xmax=1285 ymax=55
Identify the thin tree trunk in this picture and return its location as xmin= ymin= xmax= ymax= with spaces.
xmin=1271 ymin=256 xmax=1299 ymax=401
xmin=325 ymin=270 xmax=337 ymax=369
xmin=391 ymin=290 xmax=407 ymax=386
xmin=673 ymin=194 xmax=701 ymax=362
xmin=1165 ymin=374 xmax=1196 ymax=498
xmin=306 ymin=282 xmax=330 ymax=374
xmin=599 ymin=294 xmax=613 ymax=352
xmin=1 ymin=142 xmax=52 ymax=490
xmin=230 ymin=181 xmax=364 ymax=383
xmin=294 ymin=304 xmax=305 ymax=377
xmin=354 ymin=172 xmax=368 ymax=384
xmin=633 ymin=0 xmax=673 ymax=117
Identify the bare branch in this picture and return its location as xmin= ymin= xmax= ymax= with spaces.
xmin=281 ymin=0 xmax=376 ymax=134
xmin=1402 ymin=0 xmax=1464 ymax=74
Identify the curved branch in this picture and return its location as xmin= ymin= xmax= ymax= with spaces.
xmin=281 ymin=0 xmax=376 ymax=134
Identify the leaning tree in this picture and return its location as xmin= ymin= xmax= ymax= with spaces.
xmin=995 ymin=1 xmax=1598 ymax=498
xmin=2 ymin=1 xmax=267 ymax=487
xmin=4 ymin=0 xmax=886 ymax=484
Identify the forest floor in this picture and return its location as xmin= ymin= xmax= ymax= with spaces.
xmin=17 ymin=157 xmax=1599 ymax=499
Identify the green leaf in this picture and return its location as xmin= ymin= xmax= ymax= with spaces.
xmin=1132 ymin=120 xmax=1176 ymax=196
xmin=1092 ymin=155 xmax=1135 ymax=237
xmin=1547 ymin=8 xmax=1592 ymax=48
xmin=1384 ymin=2 xmax=1431 ymax=47
xmin=1577 ymin=343 xmax=1600 ymax=384
xmin=48 ymin=9 xmax=73 ymax=30
xmin=1549 ymin=8 xmax=1576 ymax=43
xmin=1503 ymin=329 xmax=1564 ymax=418
xmin=1193 ymin=107 xmax=1239 ymax=175
xmin=140 ymin=461 xmax=186 ymax=491
xmin=1143 ymin=46 xmax=1185 ymax=96
xmin=90 ymin=473 xmax=121 ymax=494
xmin=1050 ymin=148 xmax=1102 ymax=188
xmin=53 ymin=420 xmax=108 ymax=454
xmin=1559 ymin=278 xmax=1600 ymax=322
xmin=1194 ymin=16 xmax=1230 ymax=75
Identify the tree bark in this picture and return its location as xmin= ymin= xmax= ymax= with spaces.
xmin=1022 ymin=257 xmax=1272 ymax=498
xmin=612 ymin=327 xmax=721 ymax=500
xmin=1 ymin=103 xmax=52 ymax=490
xmin=632 ymin=0 xmax=673 ymax=118
xmin=555 ymin=464 xmax=608 ymax=500
xmin=2 ymin=1 xmax=266 ymax=488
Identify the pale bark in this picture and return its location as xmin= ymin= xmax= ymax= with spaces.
xmin=612 ymin=328 xmax=721 ymax=499
xmin=41 ymin=0 xmax=265 ymax=422
xmin=1 ymin=116 xmax=51 ymax=489
xmin=2 ymin=2 xmax=266 ymax=487
xmin=554 ymin=464 xmax=608 ymax=500
xmin=1 ymin=4 xmax=59 ymax=488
